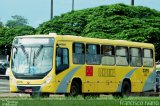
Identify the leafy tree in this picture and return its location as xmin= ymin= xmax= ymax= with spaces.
xmin=0 ymin=26 xmax=35 ymax=55
xmin=37 ymin=16 xmax=64 ymax=34
xmin=37 ymin=3 xmax=160 ymax=60
xmin=0 ymin=15 xmax=35 ymax=56
xmin=0 ymin=27 xmax=7 ymax=55
xmin=3 ymin=26 xmax=35 ymax=45
xmin=0 ymin=21 xmax=3 ymax=27
xmin=6 ymin=15 xmax=28 ymax=28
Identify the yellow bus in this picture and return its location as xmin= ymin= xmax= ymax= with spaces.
xmin=10 ymin=33 xmax=156 ymax=97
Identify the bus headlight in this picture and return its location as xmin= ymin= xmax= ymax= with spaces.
xmin=42 ymin=76 xmax=52 ymax=86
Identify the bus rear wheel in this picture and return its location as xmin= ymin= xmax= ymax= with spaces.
xmin=121 ymin=81 xmax=131 ymax=97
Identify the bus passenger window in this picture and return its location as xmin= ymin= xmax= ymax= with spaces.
xmin=143 ymin=49 xmax=153 ymax=67
xmin=116 ymin=46 xmax=129 ymax=66
xmin=73 ymin=43 xmax=85 ymax=64
xmin=101 ymin=45 xmax=115 ymax=65
xmin=56 ymin=48 xmax=69 ymax=74
xmin=130 ymin=48 xmax=142 ymax=67
xmin=86 ymin=44 xmax=100 ymax=65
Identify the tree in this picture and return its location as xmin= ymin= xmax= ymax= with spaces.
xmin=0 ymin=16 xmax=34 ymax=56
xmin=0 ymin=20 xmax=3 ymax=27
xmin=0 ymin=26 xmax=35 ymax=55
xmin=37 ymin=3 xmax=160 ymax=60
xmin=6 ymin=15 xmax=28 ymax=28
xmin=3 ymin=26 xmax=35 ymax=45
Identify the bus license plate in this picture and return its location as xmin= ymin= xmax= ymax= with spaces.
xmin=25 ymin=89 xmax=32 ymax=93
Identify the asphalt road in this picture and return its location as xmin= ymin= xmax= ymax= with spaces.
xmin=0 ymin=76 xmax=27 ymax=97
xmin=0 ymin=76 xmax=10 ymax=93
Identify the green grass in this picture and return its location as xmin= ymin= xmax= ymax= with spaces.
xmin=0 ymin=99 xmax=117 ymax=106
xmin=1 ymin=96 xmax=160 ymax=106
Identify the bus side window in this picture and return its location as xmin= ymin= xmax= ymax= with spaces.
xmin=130 ymin=48 xmax=142 ymax=67
xmin=116 ymin=46 xmax=129 ymax=66
xmin=86 ymin=44 xmax=100 ymax=65
xmin=56 ymin=48 xmax=69 ymax=74
xmin=73 ymin=43 xmax=85 ymax=64
xmin=101 ymin=45 xmax=115 ymax=65
xmin=143 ymin=49 xmax=153 ymax=67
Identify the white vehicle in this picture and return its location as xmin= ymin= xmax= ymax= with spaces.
xmin=5 ymin=67 xmax=10 ymax=76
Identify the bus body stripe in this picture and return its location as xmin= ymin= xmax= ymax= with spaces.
xmin=56 ymin=66 xmax=81 ymax=93
xmin=117 ymin=68 xmax=138 ymax=92
xmin=143 ymin=69 xmax=156 ymax=92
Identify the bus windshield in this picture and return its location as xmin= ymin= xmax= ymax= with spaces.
xmin=11 ymin=37 xmax=54 ymax=79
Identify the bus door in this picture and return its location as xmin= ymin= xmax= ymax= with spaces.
xmin=55 ymin=41 xmax=70 ymax=93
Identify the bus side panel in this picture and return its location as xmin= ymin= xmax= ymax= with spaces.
xmin=142 ymin=67 xmax=156 ymax=92
xmin=115 ymin=66 xmax=133 ymax=92
xmin=131 ymin=67 xmax=144 ymax=92
xmin=95 ymin=66 xmax=117 ymax=93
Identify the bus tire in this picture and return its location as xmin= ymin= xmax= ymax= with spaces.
xmin=69 ymin=81 xmax=80 ymax=97
xmin=121 ymin=81 xmax=131 ymax=97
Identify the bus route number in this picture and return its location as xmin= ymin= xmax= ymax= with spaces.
xmin=98 ymin=68 xmax=116 ymax=77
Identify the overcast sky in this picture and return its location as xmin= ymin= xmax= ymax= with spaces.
xmin=0 ymin=0 xmax=160 ymax=27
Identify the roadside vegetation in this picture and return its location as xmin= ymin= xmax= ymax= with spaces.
xmin=0 ymin=95 xmax=160 ymax=106
xmin=1 ymin=3 xmax=160 ymax=59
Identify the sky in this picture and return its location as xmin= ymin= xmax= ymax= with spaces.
xmin=0 ymin=0 xmax=160 ymax=28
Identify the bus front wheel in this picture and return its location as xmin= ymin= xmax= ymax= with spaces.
xmin=69 ymin=81 xmax=80 ymax=96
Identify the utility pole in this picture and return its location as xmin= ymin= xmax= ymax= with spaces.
xmin=72 ymin=0 xmax=74 ymax=12
xmin=131 ymin=0 xmax=134 ymax=6
xmin=50 ymin=0 xmax=53 ymax=19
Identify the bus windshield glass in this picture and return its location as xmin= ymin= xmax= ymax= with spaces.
xmin=11 ymin=37 xmax=54 ymax=79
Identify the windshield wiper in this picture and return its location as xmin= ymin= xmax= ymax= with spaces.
xmin=35 ymin=45 xmax=43 ymax=59
xmin=20 ymin=45 xmax=28 ymax=58
xmin=33 ymin=45 xmax=43 ymax=66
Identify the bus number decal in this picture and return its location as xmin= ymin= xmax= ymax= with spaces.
xmin=98 ymin=68 xmax=116 ymax=77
